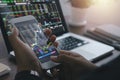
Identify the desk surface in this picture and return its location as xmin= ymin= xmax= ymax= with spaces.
xmin=1 ymin=1 xmax=120 ymax=80
xmin=1 ymin=28 xmax=120 ymax=80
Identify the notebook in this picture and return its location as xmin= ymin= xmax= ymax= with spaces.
xmin=85 ymin=24 xmax=120 ymax=50
xmin=95 ymin=24 xmax=120 ymax=42
xmin=0 ymin=63 xmax=11 ymax=76
xmin=0 ymin=0 xmax=114 ymax=61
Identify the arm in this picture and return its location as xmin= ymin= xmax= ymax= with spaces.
xmin=51 ymin=50 xmax=97 ymax=80
xmin=8 ymin=27 xmax=42 ymax=74
xmin=8 ymin=28 xmax=57 ymax=80
xmin=8 ymin=27 xmax=44 ymax=80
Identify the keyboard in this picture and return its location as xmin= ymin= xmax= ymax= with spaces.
xmin=58 ymin=36 xmax=88 ymax=50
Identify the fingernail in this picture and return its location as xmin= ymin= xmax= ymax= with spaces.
xmin=7 ymin=24 xmax=14 ymax=36
xmin=59 ymin=50 xmax=65 ymax=53
xmin=59 ymin=50 xmax=63 ymax=52
xmin=7 ymin=31 xmax=13 ymax=36
xmin=50 ymin=56 xmax=58 ymax=59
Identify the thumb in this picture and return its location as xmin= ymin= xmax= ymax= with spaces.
xmin=8 ymin=27 xmax=19 ymax=37
xmin=51 ymin=50 xmax=76 ymax=63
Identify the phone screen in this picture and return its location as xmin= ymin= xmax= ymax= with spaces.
xmin=14 ymin=19 xmax=59 ymax=63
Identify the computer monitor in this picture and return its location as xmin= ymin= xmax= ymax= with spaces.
xmin=0 ymin=0 xmax=68 ymax=53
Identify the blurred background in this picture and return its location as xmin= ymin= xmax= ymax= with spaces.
xmin=60 ymin=0 xmax=120 ymax=27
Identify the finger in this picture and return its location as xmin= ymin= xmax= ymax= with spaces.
xmin=60 ymin=50 xmax=71 ymax=55
xmin=50 ymin=56 xmax=58 ymax=62
xmin=44 ymin=29 xmax=52 ymax=37
xmin=49 ymin=35 xmax=56 ymax=42
xmin=53 ymin=42 xmax=59 ymax=47
xmin=50 ymin=51 xmax=70 ymax=63
xmin=51 ymin=50 xmax=83 ymax=63
xmin=8 ymin=27 xmax=19 ymax=39
xmin=13 ymin=27 xmax=19 ymax=36
xmin=38 ymin=23 xmax=42 ymax=27
xmin=50 ymin=68 xmax=59 ymax=77
xmin=51 ymin=54 xmax=75 ymax=63
xmin=60 ymin=50 xmax=81 ymax=57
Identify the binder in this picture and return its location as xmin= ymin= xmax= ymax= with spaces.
xmin=0 ymin=63 xmax=11 ymax=76
xmin=84 ymin=24 xmax=120 ymax=50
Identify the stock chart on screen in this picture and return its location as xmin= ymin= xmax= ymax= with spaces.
xmin=0 ymin=0 xmax=65 ymax=35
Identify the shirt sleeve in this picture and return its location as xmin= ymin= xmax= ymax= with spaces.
xmin=15 ymin=71 xmax=42 ymax=80
xmin=79 ymin=55 xmax=120 ymax=80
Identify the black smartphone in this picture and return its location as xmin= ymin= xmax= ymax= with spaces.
xmin=9 ymin=15 xmax=60 ymax=70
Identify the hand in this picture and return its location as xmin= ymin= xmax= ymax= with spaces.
xmin=51 ymin=50 xmax=97 ymax=80
xmin=8 ymin=27 xmax=57 ymax=77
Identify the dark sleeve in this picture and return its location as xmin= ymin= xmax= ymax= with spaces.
xmin=79 ymin=55 xmax=120 ymax=80
xmin=15 ymin=71 xmax=42 ymax=80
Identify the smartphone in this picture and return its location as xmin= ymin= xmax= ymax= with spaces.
xmin=9 ymin=15 xmax=59 ymax=70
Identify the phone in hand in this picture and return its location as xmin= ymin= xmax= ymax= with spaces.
xmin=9 ymin=15 xmax=60 ymax=70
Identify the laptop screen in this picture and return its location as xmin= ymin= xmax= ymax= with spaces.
xmin=0 ymin=0 xmax=68 ymax=53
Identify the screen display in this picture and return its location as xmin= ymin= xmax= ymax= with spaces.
xmin=0 ymin=0 xmax=67 ymax=36
xmin=14 ymin=19 xmax=59 ymax=63
xmin=0 ymin=0 xmax=67 ymax=53
xmin=0 ymin=0 xmax=54 ymax=3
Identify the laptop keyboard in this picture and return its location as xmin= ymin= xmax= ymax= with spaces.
xmin=58 ymin=36 xmax=88 ymax=50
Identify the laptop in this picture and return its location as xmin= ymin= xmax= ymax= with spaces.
xmin=0 ymin=0 xmax=114 ymax=61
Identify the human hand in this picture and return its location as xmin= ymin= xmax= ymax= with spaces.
xmin=8 ymin=27 xmax=57 ymax=77
xmin=51 ymin=50 xmax=97 ymax=80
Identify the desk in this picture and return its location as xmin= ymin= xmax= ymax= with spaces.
xmin=1 ymin=27 xmax=120 ymax=80
xmin=1 ymin=1 xmax=120 ymax=80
